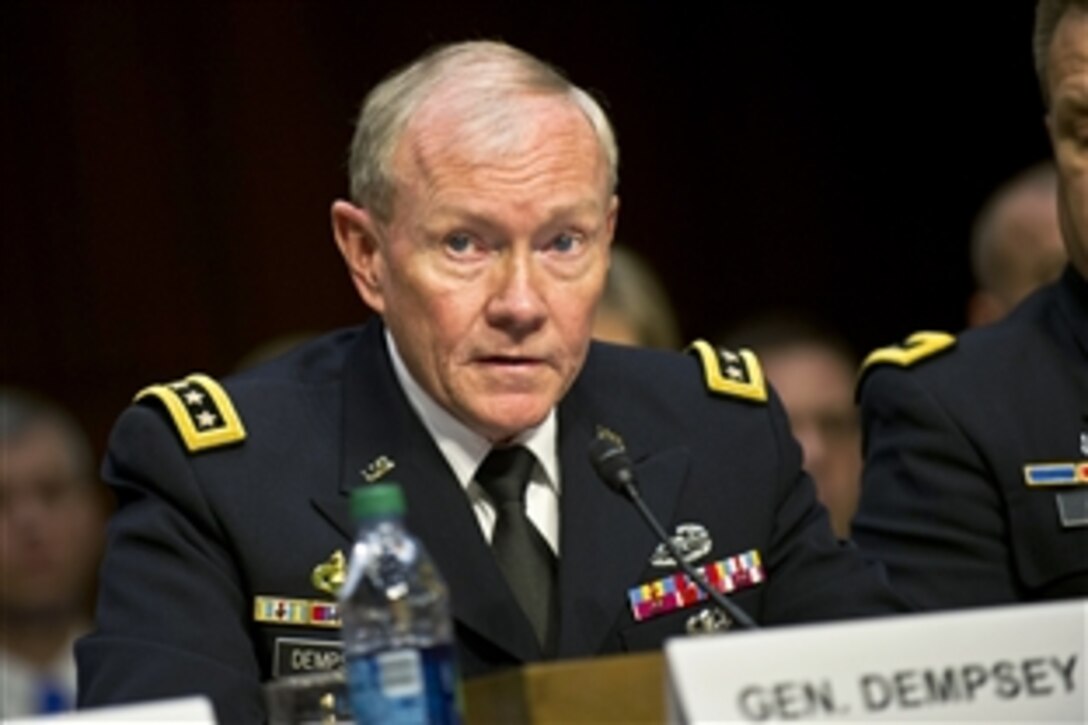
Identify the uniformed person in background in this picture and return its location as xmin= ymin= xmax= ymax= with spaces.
xmin=853 ymin=0 xmax=1088 ymax=610
xmin=78 ymin=40 xmax=905 ymax=723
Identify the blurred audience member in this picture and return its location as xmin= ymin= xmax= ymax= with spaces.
xmin=1 ymin=388 xmax=106 ymax=717
xmin=592 ymin=245 xmax=682 ymax=349
xmin=967 ymin=161 xmax=1065 ymax=327
xmin=719 ymin=313 xmax=861 ymax=538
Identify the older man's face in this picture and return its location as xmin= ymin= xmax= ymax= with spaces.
xmin=1047 ymin=4 xmax=1088 ymax=279
xmin=341 ymin=95 xmax=617 ymax=442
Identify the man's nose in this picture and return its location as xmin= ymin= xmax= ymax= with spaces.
xmin=486 ymin=250 xmax=547 ymax=331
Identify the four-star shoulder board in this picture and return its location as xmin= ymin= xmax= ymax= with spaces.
xmin=860 ymin=331 xmax=956 ymax=378
xmin=687 ymin=339 xmax=767 ymax=403
xmin=135 ymin=373 xmax=246 ymax=452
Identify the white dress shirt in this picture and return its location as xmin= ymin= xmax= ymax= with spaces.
xmin=386 ymin=330 xmax=561 ymax=554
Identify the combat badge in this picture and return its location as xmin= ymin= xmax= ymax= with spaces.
xmin=687 ymin=340 xmax=767 ymax=403
xmin=650 ymin=523 xmax=713 ymax=568
xmin=311 ymin=550 xmax=347 ymax=597
xmin=135 ymin=373 xmax=246 ymax=452
xmin=860 ymin=331 xmax=956 ymax=375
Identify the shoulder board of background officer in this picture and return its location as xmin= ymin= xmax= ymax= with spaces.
xmin=860 ymin=331 xmax=956 ymax=376
xmin=135 ymin=373 xmax=246 ymax=452
xmin=686 ymin=339 xmax=767 ymax=403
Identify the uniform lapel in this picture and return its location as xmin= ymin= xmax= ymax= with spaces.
xmin=554 ymin=379 xmax=690 ymax=658
xmin=314 ymin=321 xmax=540 ymax=663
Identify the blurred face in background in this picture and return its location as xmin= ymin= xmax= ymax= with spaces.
xmin=762 ymin=345 xmax=862 ymax=538
xmin=0 ymin=422 xmax=104 ymax=619
xmin=1047 ymin=4 xmax=1088 ymax=278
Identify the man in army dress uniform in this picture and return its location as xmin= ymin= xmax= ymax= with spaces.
xmin=78 ymin=41 xmax=905 ymax=723
xmin=853 ymin=0 xmax=1088 ymax=610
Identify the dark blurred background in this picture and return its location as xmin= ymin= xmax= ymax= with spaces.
xmin=2 ymin=2 xmax=1050 ymax=454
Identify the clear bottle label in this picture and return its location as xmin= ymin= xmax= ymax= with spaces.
xmin=347 ymin=644 xmax=461 ymax=725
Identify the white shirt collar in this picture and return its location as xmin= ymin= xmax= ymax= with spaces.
xmin=384 ymin=328 xmax=560 ymax=492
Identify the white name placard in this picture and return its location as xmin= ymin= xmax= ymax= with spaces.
xmin=665 ymin=599 xmax=1086 ymax=722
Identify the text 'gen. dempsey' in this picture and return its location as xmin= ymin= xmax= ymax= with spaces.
xmin=736 ymin=654 xmax=1078 ymax=721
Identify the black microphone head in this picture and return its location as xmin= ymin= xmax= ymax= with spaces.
xmin=588 ymin=436 xmax=636 ymax=492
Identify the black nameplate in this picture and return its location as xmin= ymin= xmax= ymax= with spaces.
xmin=273 ymin=637 xmax=344 ymax=678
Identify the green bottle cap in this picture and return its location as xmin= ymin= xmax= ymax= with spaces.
xmin=351 ymin=482 xmax=407 ymax=520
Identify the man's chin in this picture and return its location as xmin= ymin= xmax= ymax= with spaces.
xmin=466 ymin=400 xmax=553 ymax=443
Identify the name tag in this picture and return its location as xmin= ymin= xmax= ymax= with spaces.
xmin=273 ymin=637 xmax=344 ymax=678
xmin=1057 ymin=490 xmax=1088 ymax=528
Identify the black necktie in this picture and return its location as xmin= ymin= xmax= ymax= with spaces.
xmin=476 ymin=445 xmax=557 ymax=653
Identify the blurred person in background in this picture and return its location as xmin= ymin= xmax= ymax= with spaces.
xmin=719 ymin=313 xmax=862 ymax=539
xmin=1 ymin=387 xmax=107 ymax=717
xmin=592 ymin=244 xmax=682 ymax=349
xmin=966 ymin=161 xmax=1066 ymax=327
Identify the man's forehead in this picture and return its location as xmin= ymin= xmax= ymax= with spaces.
xmin=405 ymin=96 xmax=596 ymax=163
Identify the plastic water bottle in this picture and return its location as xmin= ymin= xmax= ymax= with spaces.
xmin=339 ymin=482 xmax=462 ymax=725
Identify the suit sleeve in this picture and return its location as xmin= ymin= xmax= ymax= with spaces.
xmin=76 ymin=405 xmax=265 ymax=724
xmin=757 ymin=390 xmax=909 ymax=623
xmin=852 ymin=367 xmax=1018 ymax=609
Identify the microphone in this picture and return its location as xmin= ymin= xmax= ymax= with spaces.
xmin=588 ymin=435 xmax=759 ymax=631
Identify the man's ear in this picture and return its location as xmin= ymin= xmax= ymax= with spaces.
xmin=331 ymin=200 xmax=385 ymax=313
xmin=606 ymin=194 xmax=620 ymax=241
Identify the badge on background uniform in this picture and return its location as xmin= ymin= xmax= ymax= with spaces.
xmin=1022 ymin=459 xmax=1088 ymax=529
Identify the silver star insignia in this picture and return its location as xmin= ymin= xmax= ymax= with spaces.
xmin=183 ymin=390 xmax=206 ymax=406
xmin=725 ymin=365 xmax=744 ymax=380
xmin=195 ymin=410 xmax=218 ymax=429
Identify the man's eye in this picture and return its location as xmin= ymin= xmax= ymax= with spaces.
xmin=445 ymin=233 xmax=475 ymax=254
xmin=550 ymin=232 xmax=582 ymax=253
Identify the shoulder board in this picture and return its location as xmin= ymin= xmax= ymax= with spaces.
xmin=135 ymin=373 xmax=246 ymax=453
xmin=860 ymin=331 xmax=956 ymax=374
xmin=686 ymin=339 xmax=768 ymax=403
